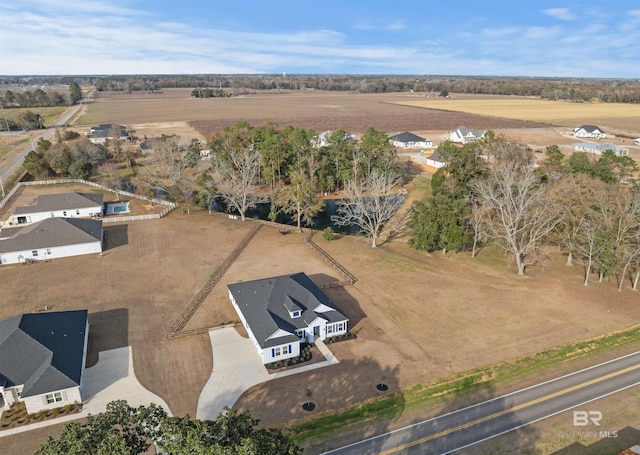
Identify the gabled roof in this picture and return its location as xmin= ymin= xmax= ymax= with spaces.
xmin=228 ymin=272 xmax=348 ymax=349
xmin=453 ymin=126 xmax=486 ymax=138
xmin=427 ymin=150 xmax=446 ymax=163
xmin=575 ymin=125 xmax=604 ymax=133
xmin=574 ymin=142 xmax=628 ymax=154
xmin=0 ymin=310 xmax=88 ymax=397
xmin=88 ymin=124 xmax=128 ymax=138
xmin=389 ymin=132 xmax=427 ymax=143
xmin=0 ymin=218 xmax=102 ymax=252
xmin=14 ymin=193 xmax=103 ymax=215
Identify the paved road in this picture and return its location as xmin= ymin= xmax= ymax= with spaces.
xmin=0 ymin=96 xmax=87 ymax=186
xmin=323 ymin=351 xmax=640 ymax=455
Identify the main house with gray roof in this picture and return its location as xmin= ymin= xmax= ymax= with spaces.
xmin=10 ymin=192 xmax=103 ymax=225
xmin=0 ymin=217 xmax=103 ymax=264
xmin=389 ymin=132 xmax=433 ymax=149
xmin=228 ymin=273 xmax=348 ymax=364
xmin=0 ymin=310 xmax=88 ymax=414
xmin=573 ymin=125 xmax=606 ymax=139
xmin=450 ymin=126 xmax=487 ymax=144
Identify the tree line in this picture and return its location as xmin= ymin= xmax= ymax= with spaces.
xmin=4 ymin=75 xmax=639 ymax=103
xmin=408 ymin=135 xmax=640 ymax=288
xmin=135 ymin=122 xmax=403 ymax=246
xmin=1 ymin=82 xmax=81 ymax=108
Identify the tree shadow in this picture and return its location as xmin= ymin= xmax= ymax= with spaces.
xmin=232 ymin=355 xmax=402 ymax=453
xmin=398 ymin=157 xmax=425 ymax=185
xmin=364 ymin=380 xmax=540 ymax=455
xmin=86 ymin=308 xmax=129 ymax=367
xmin=103 ymin=224 xmax=129 ymax=250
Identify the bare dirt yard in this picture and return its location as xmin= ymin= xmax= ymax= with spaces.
xmin=1 ymin=182 xmax=639 ymax=454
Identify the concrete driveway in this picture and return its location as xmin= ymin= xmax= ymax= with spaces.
xmin=0 ymin=346 xmax=171 ymax=437
xmin=197 ymin=328 xmax=339 ymax=421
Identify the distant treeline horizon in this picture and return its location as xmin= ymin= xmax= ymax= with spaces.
xmin=2 ymin=74 xmax=640 ymax=104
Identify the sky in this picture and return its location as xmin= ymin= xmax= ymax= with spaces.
xmin=1 ymin=0 xmax=639 ymax=77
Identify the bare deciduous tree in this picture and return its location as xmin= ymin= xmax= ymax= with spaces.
xmin=207 ymin=147 xmax=262 ymax=221
xmin=333 ymin=170 xmax=404 ymax=248
xmin=474 ymin=159 xmax=558 ymax=275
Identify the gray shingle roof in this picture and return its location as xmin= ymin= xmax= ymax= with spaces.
xmin=14 ymin=193 xmax=103 ymax=215
xmin=0 ymin=310 xmax=88 ymax=398
xmin=0 ymin=218 xmax=103 ymax=253
xmin=455 ymin=126 xmax=486 ymax=138
xmin=228 ymin=272 xmax=348 ymax=349
xmin=427 ymin=150 xmax=446 ymax=163
xmin=390 ymin=132 xmax=426 ymax=143
xmin=576 ymin=125 xmax=604 ymax=133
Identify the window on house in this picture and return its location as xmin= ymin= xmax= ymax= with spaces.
xmin=295 ymin=329 xmax=304 ymax=338
xmin=45 ymin=392 xmax=63 ymax=404
xmin=32 ymin=250 xmax=38 ymax=257
xmin=273 ymin=347 xmax=281 ymax=357
xmin=16 ymin=386 xmax=23 ymax=398
xmin=46 ymin=248 xmax=52 ymax=255
xmin=63 ymin=211 xmax=67 ymax=216
xmin=76 ymin=210 xmax=80 ymax=215
xmin=291 ymin=310 xmax=301 ymax=318
xmin=327 ymin=324 xmax=334 ymax=335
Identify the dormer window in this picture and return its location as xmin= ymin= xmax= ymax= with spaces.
xmin=291 ymin=310 xmax=301 ymax=318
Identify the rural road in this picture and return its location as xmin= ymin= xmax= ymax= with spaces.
xmin=0 ymin=94 xmax=89 ymax=186
xmin=323 ymin=351 xmax=640 ymax=455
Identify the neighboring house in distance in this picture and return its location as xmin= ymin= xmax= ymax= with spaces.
xmin=425 ymin=150 xmax=447 ymax=169
xmin=87 ymin=124 xmax=129 ymax=144
xmin=573 ymin=125 xmax=606 ymax=139
xmin=10 ymin=192 xmax=103 ymax=225
xmin=228 ymin=272 xmax=349 ymax=364
xmin=634 ymin=138 xmax=640 ymax=146
xmin=0 ymin=310 xmax=89 ymax=414
xmin=450 ymin=126 xmax=487 ymax=144
xmin=0 ymin=218 xmax=103 ymax=264
xmin=574 ymin=142 xmax=629 ymax=157
xmin=389 ymin=132 xmax=433 ymax=149
xmin=313 ymin=130 xmax=357 ymax=148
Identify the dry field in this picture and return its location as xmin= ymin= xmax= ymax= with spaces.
xmin=77 ymin=89 xmax=549 ymax=138
xmin=396 ymin=97 xmax=640 ymax=136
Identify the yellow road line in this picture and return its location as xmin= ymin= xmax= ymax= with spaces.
xmin=377 ymin=363 xmax=640 ymax=455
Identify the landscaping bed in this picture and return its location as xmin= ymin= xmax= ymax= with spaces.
xmin=0 ymin=402 xmax=82 ymax=429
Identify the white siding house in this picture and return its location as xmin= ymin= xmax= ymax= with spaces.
xmin=573 ymin=125 xmax=606 ymax=139
xmin=86 ymin=124 xmax=129 ymax=144
xmin=228 ymin=273 xmax=348 ymax=364
xmin=10 ymin=193 xmax=103 ymax=225
xmin=0 ymin=310 xmax=88 ymax=414
xmin=425 ymin=150 xmax=447 ymax=169
xmin=574 ymin=142 xmax=628 ymax=157
xmin=0 ymin=218 xmax=103 ymax=265
xmin=389 ymin=132 xmax=433 ymax=149
xmin=450 ymin=126 xmax=486 ymax=144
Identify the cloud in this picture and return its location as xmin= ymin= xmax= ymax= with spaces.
xmin=543 ymin=8 xmax=576 ymax=21
xmin=352 ymin=21 xmax=407 ymax=31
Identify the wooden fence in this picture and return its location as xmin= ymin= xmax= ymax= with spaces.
xmin=166 ymin=222 xmax=263 ymax=339
xmin=305 ymin=231 xmax=358 ymax=285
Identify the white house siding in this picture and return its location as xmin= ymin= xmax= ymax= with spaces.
xmin=573 ymin=129 xmax=606 ymax=139
xmin=12 ymin=206 xmax=102 ymax=224
xmin=325 ymin=321 xmax=348 ymax=338
xmin=23 ymin=386 xmax=82 ymax=414
xmin=426 ymin=158 xmax=446 ymax=168
xmin=228 ymin=290 xmax=264 ymax=357
xmin=0 ymin=241 xmax=102 ymax=265
xmin=261 ymin=342 xmax=300 ymax=364
xmin=391 ymin=140 xmax=433 ymax=149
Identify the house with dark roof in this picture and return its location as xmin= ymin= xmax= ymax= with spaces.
xmin=0 ymin=310 xmax=88 ymax=414
xmin=0 ymin=218 xmax=103 ymax=264
xmin=425 ymin=150 xmax=447 ymax=169
xmin=389 ymin=132 xmax=433 ymax=149
xmin=573 ymin=125 xmax=606 ymax=139
xmin=228 ymin=273 xmax=348 ymax=364
xmin=86 ymin=124 xmax=129 ymax=144
xmin=450 ymin=126 xmax=486 ymax=144
xmin=10 ymin=192 xmax=103 ymax=225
